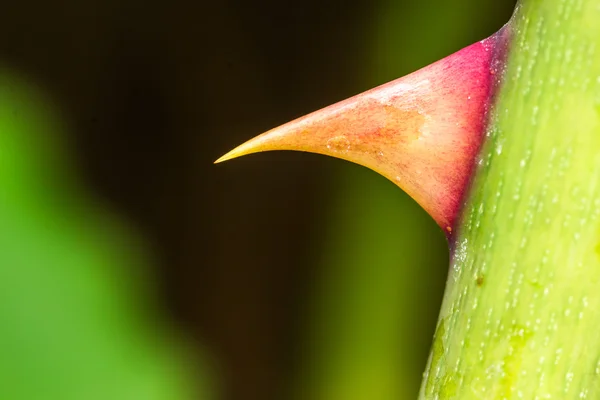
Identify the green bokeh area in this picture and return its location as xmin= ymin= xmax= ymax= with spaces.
xmin=0 ymin=0 xmax=515 ymax=399
xmin=0 ymin=72 xmax=203 ymax=400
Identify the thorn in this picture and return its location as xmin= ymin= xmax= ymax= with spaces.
xmin=216 ymin=29 xmax=509 ymax=232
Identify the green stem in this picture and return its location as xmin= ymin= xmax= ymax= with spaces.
xmin=420 ymin=0 xmax=600 ymax=398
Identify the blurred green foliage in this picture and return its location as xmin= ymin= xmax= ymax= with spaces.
xmin=0 ymin=70 xmax=207 ymax=400
xmin=0 ymin=1 xmax=515 ymax=399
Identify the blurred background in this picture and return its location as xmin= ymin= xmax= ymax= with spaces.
xmin=0 ymin=1 xmax=515 ymax=399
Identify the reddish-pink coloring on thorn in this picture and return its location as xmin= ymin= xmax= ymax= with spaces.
xmin=216 ymin=27 xmax=509 ymax=237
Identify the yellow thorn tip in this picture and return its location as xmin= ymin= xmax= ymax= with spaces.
xmin=214 ymin=135 xmax=269 ymax=164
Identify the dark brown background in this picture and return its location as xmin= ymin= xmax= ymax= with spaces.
xmin=0 ymin=1 xmax=516 ymax=399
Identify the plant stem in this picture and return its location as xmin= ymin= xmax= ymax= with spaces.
xmin=420 ymin=0 xmax=600 ymax=398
